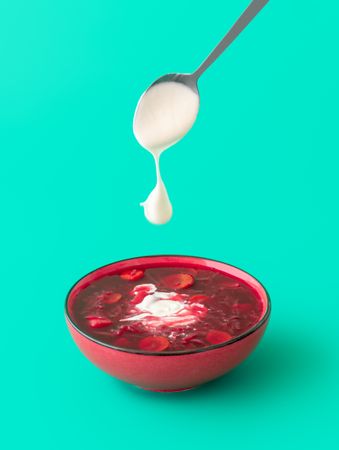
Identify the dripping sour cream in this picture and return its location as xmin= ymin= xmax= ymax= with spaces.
xmin=133 ymin=81 xmax=199 ymax=224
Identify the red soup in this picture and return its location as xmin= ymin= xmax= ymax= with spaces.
xmin=70 ymin=265 xmax=264 ymax=353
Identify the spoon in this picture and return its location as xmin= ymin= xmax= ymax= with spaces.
xmin=141 ymin=0 xmax=269 ymax=96
xmin=134 ymin=0 xmax=269 ymax=225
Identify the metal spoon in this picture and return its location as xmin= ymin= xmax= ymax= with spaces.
xmin=143 ymin=0 xmax=269 ymax=94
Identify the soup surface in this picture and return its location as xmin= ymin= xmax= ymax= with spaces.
xmin=70 ymin=265 xmax=264 ymax=352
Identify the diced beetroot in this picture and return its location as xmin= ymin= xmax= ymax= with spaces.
xmin=163 ymin=273 xmax=194 ymax=290
xmin=120 ymin=269 xmax=144 ymax=281
xmin=189 ymin=303 xmax=208 ymax=316
xmin=96 ymin=291 xmax=111 ymax=301
xmin=189 ymin=294 xmax=210 ymax=303
xmin=169 ymin=326 xmax=187 ymax=333
xmin=87 ymin=317 xmax=112 ymax=328
xmin=85 ymin=314 xmax=108 ymax=319
xmin=131 ymin=284 xmax=156 ymax=294
xmin=182 ymin=333 xmax=198 ymax=344
xmin=218 ymin=278 xmax=241 ymax=289
xmin=130 ymin=291 xmax=148 ymax=305
xmin=139 ymin=336 xmax=170 ymax=352
xmin=118 ymin=322 xmax=146 ymax=335
xmin=184 ymin=268 xmax=198 ymax=277
xmin=116 ymin=324 xmax=136 ymax=336
xmin=206 ymin=329 xmax=233 ymax=345
xmin=130 ymin=284 xmax=156 ymax=304
xmin=104 ymin=292 xmax=122 ymax=304
xmin=114 ymin=337 xmax=132 ymax=348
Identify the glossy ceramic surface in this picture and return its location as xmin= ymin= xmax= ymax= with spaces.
xmin=65 ymin=255 xmax=270 ymax=391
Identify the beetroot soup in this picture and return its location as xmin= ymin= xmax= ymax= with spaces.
xmin=70 ymin=265 xmax=264 ymax=353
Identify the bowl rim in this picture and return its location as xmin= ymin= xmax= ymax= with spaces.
xmin=65 ymin=255 xmax=271 ymax=356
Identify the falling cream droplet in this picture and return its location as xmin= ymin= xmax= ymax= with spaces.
xmin=140 ymin=154 xmax=173 ymax=225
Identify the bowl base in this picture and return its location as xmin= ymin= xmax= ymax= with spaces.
xmin=139 ymin=386 xmax=196 ymax=393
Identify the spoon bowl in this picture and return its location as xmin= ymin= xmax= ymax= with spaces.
xmin=133 ymin=73 xmax=200 ymax=154
xmin=134 ymin=0 xmax=269 ymax=148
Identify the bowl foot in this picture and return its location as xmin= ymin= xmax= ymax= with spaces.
xmin=139 ymin=386 xmax=196 ymax=393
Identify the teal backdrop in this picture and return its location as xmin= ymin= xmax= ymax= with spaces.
xmin=1 ymin=1 xmax=338 ymax=448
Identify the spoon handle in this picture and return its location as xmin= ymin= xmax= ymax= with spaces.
xmin=193 ymin=0 xmax=269 ymax=79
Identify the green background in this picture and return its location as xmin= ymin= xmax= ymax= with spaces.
xmin=1 ymin=0 xmax=338 ymax=448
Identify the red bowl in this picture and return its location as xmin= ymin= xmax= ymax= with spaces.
xmin=65 ymin=255 xmax=271 ymax=392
